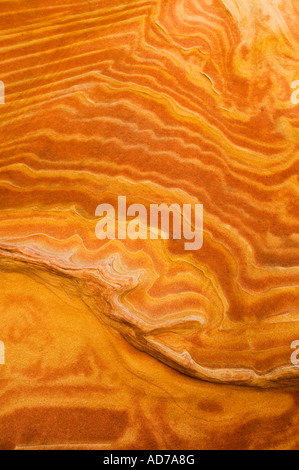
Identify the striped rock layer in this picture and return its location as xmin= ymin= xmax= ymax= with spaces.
xmin=0 ymin=0 xmax=299 ymax=449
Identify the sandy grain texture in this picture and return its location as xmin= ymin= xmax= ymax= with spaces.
xmin=0 ymin=0 xmax=299 ymax=449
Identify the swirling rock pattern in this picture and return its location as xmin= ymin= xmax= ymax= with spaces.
xmin=0 ymin=0 xmax=299 ymax=449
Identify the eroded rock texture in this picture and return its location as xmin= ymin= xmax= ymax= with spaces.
xmin=0 ymin=0 xmax=299 ymax=450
